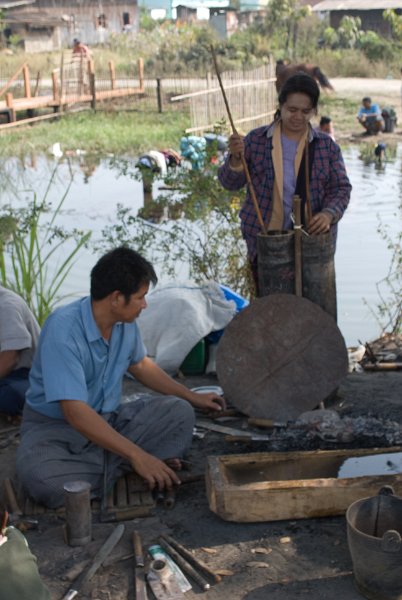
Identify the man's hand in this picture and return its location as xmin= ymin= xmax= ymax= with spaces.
xmin=187 ymin=391 xmax=226 ymax=413
xmin=129 ymin=447 xmax=181 ymax=490
xmin=308 ymin=211 xmax=332 ymax=235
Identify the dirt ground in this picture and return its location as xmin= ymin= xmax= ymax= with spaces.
xmin=0 ymin=77 xmax=401 ymax=600
xmin=1 ymin=367 xmax=402 ymax=600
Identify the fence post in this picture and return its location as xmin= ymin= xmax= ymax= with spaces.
xmin=138 ymin=57 xmax=144 ymax=92
xmin=23 ymin=65 xmax=31 ymax=98
xmin=90 ymin=72 xmax=96 ymax=111
xmin=156 ymin=78 xmax=163 ymax=113
xmin=109 ymin=60 xmax=116 ymax=90
xmin=5 ymin=93 xmax=16 ymax=122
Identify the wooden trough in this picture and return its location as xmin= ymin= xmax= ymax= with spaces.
xmin=206 ymin=447 xmax=402 ymax=522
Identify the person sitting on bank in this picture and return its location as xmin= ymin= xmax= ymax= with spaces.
xmin=316 ymin=116 xmax=335 ymax=141
xmin=16 ymin=247 xmax=225 ymax=509
xmin=0 ymin=285 xmax=40 ymax=417
xmin=357 ymin=97 xmax=384 ymax=135
xmin=72 ymin=38 xmax=91 ymax=58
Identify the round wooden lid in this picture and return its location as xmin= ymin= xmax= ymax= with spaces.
xmin=216 ymin=294 xmax=348 ymax=420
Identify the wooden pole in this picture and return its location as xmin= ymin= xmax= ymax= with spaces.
xmin=0 ymin=62 xmax=27 ymax=98
xmin=156 ymin=78 xmax=163 ymax=113
xmin=33 ymin=71 xmax=41 ymax=97
xmin=90 ymin=72 xmax=96 ymax=111
xmin=51 ymin=70 xmax=59 ymax=103
xmin=210 ymin=45 xmax=267 ymax=235
xmin=293 ymin=195 xmax=302 ymax=297
xmin=5 ymin=93 xmax=16 ymax=122
xmin=304 ymin=139 xmax=312 ymax=227
xmin=22 ymin=64 xmax=31 ymax=98
xmin=108 ymin=60 xmax=116 ymax=90
xmin=138 ymin=58 xmax=144 ymax=92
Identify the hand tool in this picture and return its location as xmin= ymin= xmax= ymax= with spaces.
xmin=160 ymin=534 xmax=221 ymax=584
xmin=149 ymin=545 xmax=192 ymax=593
xmin=133 ymin=530 xmax=148 ymax=600
xmin=61 ymin=523 xmax=125 ymax=600
xmin=147 ymin=557 xmax=185 ymax=600
xmin=196 ymin=419 xmax=256 ymax=438
xmin=159 ymin=537 xmax=210 ymax=591
xmin=293 ymin=194 xmax=303 ymax=297
xmin=248 ymin=418 xmax=288 ymax=429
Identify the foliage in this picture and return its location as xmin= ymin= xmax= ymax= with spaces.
xmin=0 ymin=166 xmax=91 ymax=325
xmin=0 ymin=109 xmax=190 ymax=159
xmin=383 ymin=9 xmax=402 ymax=42
xmin=100 ymin=146 xmax=252 ymax=297
xmin=372 ymin=219 xmax=402 ymax=335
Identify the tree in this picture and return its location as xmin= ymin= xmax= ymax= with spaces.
xmin=265 ymin=0 xmax=311 ymax=58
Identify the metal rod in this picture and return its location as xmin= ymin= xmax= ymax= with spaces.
xmin=159 ymin=538 xmax=210 ymax=591
xmin=160 ymin=534 xmax=221 ymax=584
xmin=210 ymin=45 xmax=267 ymax=235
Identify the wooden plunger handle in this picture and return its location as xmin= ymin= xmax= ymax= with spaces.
xmin=210 ymin=46 xmax=267 ymax=235
xmin=293 ymin=195 xmax=303 ymax=297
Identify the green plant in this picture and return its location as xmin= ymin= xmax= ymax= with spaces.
xmin=0 ymin=166 xmax=91 ymax=325
xmin=100 ymin=146 xmax=252 ymax=297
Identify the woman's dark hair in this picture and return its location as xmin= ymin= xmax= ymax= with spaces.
xmin=275 ymin=72 xmax=320 ymax=120
xmin=90 ymin=246 xmax=157 ymax=302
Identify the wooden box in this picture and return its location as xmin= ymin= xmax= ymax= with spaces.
xmin=206 ymin=447 xmax=402 ymax=522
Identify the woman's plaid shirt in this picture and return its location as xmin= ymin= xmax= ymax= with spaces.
xmin=218 ymin=123 xmax=352 ymax=261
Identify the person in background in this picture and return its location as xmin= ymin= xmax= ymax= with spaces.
xmin=0 ymin=285 xmax=40 ymax=417
xmin=72 ymin=38 xmax=91 ymax=58
xmin=357 ymin=97 xmax=384 ymax=135
xmin=218 ymin=72 xmax=351 ymax=292
xmin=16 ymin=247 xmax=225 ymax=508
xmin=317 ymin=116 xmax=335 ymax=141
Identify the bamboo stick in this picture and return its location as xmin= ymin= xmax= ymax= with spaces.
xmin=293 ymin=195 xmax=302 ymax=297
xmin=210 ymin=46 xmax=267 ymax=235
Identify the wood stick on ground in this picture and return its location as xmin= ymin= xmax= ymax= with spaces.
xmin=160 ymin=534 xmax=221 ymax=584
xmin=159 ymin=537 xmax=210 ymax=591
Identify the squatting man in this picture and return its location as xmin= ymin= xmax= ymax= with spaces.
xmin=16 ymin=247 xmax=225 ymax=508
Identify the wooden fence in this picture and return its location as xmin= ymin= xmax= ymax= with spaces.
xmin=0 ymin=58 xmax=145 ymax=128
xmin=170 ymin=58 xmax=277 ymax=134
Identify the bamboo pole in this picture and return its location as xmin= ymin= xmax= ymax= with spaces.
xmin=0 ymin=62 xmax=27 ymax=98
xmin=5 ymin=93 xmax=16 ymax=122
xmin=22 ymin=64 xmax=31 ymax=98
xmin=210 ymin=46 xmax=267 ymax=235
xmin=293 ymin=195 xmax=302 ymax=297
xmin=109 ymin=60 xmax=116 ymax=90
xmin=138 ymin=58 xmax=144 ymax=92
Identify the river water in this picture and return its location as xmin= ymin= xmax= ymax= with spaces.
xmin=0 ymin=144 xmax=400 ymax=346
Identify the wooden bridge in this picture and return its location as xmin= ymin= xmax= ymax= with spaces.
xmin=0 ymin=58 xmax=145 ymax=127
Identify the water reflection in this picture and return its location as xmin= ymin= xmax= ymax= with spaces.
xmin=0 ymin=145 xmax=400 ymax=346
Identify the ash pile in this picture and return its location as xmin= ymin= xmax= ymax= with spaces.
xmin=235 ymin=409 xmax=402 ymax=452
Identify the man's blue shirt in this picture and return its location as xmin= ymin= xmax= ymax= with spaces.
xmin=26 ymin=297 xmax=146 ymax=419
xmin=358 ymin=103 xmax=381 ymax=119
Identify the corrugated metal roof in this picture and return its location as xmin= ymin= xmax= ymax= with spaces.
xmin=313 ymin=0 xmax=402 ymax=10
xmin=0 ymin=0 xmax=35 ymax=8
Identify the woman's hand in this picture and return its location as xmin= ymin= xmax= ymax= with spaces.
xmin=228 ymin=133 xmax=245 ymax=168
xmin=308 ymin=211 xmax=332 ymax=235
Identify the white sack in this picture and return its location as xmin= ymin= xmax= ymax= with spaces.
xmin=137 ymin=281 xmax=236 ymax=374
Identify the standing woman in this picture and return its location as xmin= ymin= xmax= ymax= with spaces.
xmin=218 ymin=72 xmax=352 ymax=292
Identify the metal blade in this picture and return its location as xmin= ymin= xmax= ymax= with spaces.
xmin=61 ymin=523 xmax=125 ymax=599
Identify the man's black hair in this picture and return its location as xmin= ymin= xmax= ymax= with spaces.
xmin=278 ymin=72 xmax=320 ymax=110
xmin=362 ymin=96 xmax=371 ymax=104
xmin=319 ymin=116 xmax=331 ymax=127
xmin=90 ymin=246 xmax=157 ymax=302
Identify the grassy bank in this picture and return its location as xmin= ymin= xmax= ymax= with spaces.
xmin=0 ymin=107 xmax=190 ymax=158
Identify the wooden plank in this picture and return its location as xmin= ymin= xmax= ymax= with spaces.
xmin=116 ymin=475 xmax=128 ymax=508
xmin=206 ymin=447 xmax=402 ymax=522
